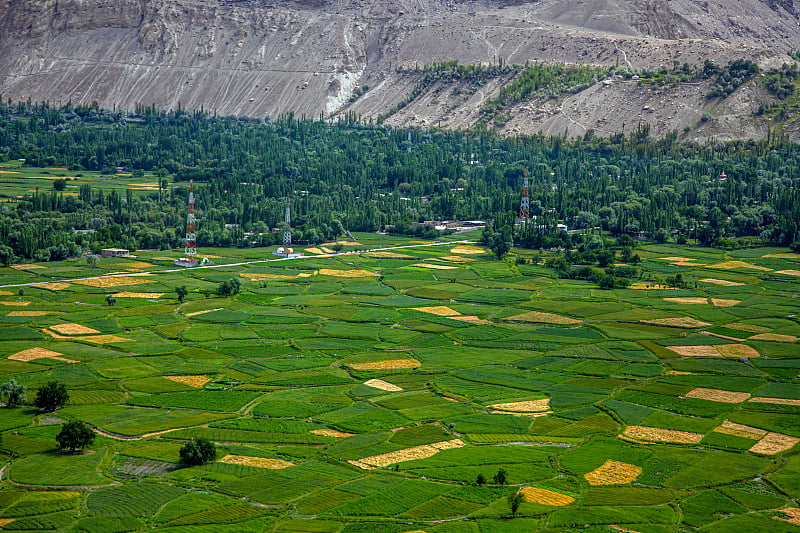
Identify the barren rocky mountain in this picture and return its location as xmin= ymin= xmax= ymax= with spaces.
xmin=0 ymin=0 xmax=798 ymax=139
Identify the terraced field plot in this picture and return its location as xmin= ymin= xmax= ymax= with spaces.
xmin=0 ymin=237 xmax=798 ymax=532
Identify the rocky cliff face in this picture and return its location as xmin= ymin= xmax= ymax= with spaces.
xmin=0 ymin=0 xmax=798 ymax=139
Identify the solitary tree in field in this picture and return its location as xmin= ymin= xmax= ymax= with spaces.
xmin=56 ymin=421 xmax=95 ymax=452
xmin=475 ymin=473 xmax=486 ymax=485
xmin=176 ymin=285 xmax=188 ymax=303
xmin=493 ymin=468 xmax=508 ymax=485
xmin=86 ymin=255 xmax=99 ymax=268
xmin=508 ymin=491 xmax=523 ymax=517
xmin=216 ymin=278 xmax=241 ymax=297
xmin=34 ymin=381 xmax=69 ymax=412
xmin=0 ymin=380 xmax=27 ymax=407
xmin=180 ymin=438 xmax=216 ymax=466
xmin=105 ymin=295 xmax=117 ymax=306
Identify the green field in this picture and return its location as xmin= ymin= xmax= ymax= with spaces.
xmin=1 ymin=235 xmax=799 ymax=532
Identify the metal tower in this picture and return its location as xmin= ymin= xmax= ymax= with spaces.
xmin=283 ymin=194 xmax=292 ymax=247
xmin=184 ymin=179 xmax=197 ymax=259
xmin=519 ymin=168 xmax=530 ymax=222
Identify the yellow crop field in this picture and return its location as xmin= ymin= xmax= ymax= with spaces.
xmin=50 ymin=323 xmax=101 ymax=335
xmin=310 ymin=429 xmax=354 ymax=438
xmin=350 ymin=439 xmax=464 ymax=469
xmin=349 ymin=359 xmax=421 ymax=370
xmin=113 ymin=292 xmax=165 ymax=298
xmin=219 ymin=455 xmax=295 ymax=469
xmin=165 ymin=375 xmax=211 ymax=388
xmin=699 ymin=278 xmax=745 ymax=286
xmin=775 ymin=270 xmax=800 ymax=276
xmin=35 ymin=282 xmax=71 ymax=290
xmin=363 ymin=379 xmax=403 ymax=392
xmin=713 ymin=421 xmax=766 ymax=440
xmin=9 ymin=348 xmax=77 ymax=363
xmin=715 ymin=344 xmax=760 ymax=358
xmin=684 ymin=387 xmax=750 ymax=403
xmin=505 ymin=311 xmax=581 ymax=324
xmin=317 ymin=268 xmax=378 ymax=278
xmin=663 ymin=297 xmax=709 ymax=305
xmin=519 ymin=487 xmax=574 ymax=506
xmin=643 ymin=317 xmax=711 ymax=328
xmin=0 ymin=301 xmax=30 ymax=306
xmin=710 ymin=298 xmax=740 ymax=307
xmin=750 ymin=433 xmax=800 ymax=455
xmin=412 ymin=306 xmax=460 ymax=316
xmin=778 ymin=508 xmax=800 ymax=526
xmin=80 ymin=334 xmax=132 ymax=344
xmin=363 ymin=251 xmax=413 ymax=258
xmin=411 ymin=263 xmax=458 ymax=270
xmin=450 ymin=315 xmax=491 ymax=324
xmin=584 ymin=460 xmax=642 ymax=485
xmin=749 ymin=333 xmax=799 ymax=342
xmin=7 ymin=311 xmax=52 ymax=316
xmin=450 ymin=245 xmax=485 ymax=254
xmin=185 ymin=308 xmax=222 ymax=317
xmin=74 ymin=276 xmax=154 ymax=288
xmin=749 ymin=397 xmax=800 ymax=406
xmin=490 ymin=399 xmax=550 ymax=413
xmin=623 ymin=426 xmax=704 ymax=444
xmin=726 ymin=322 xmax=770 ymax=333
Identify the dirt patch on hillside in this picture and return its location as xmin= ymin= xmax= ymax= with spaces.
xmin=584 ymin=459 xmax=642 ymax=485
xmin=165 ymin=375 xmax=210 ymax=388
xmin=364 ymin=379 xmax=403 ymax=392
xmin=219 ymin=455 xmax=295 ymax=469
xmin=750 ymin=432 xmax=800 ymax=455
xmin=684 ymin=388 xmax=750 ymax=403
xmin=9 ymin=347 xmax=78 ymax=363
xmin=350 ymin=359 xmax=421 ymax=370
xmin=505 ymin=311 xmax=580 ymax=325
xmin=622 ymin=426 xmax=703 ymax=444
xmin=50 ymin=323 xmax=100 ymax=335
xmin=519 ymin=487 xmax=574 ymax=506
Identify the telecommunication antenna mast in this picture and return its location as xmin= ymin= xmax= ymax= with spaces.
xmin=519 ymin=168 xmax=530 ymax=222
xmin=283 ymin=194 xmax=292 ymax=247
xmin=185 ymin=179 xmax=197 ymax=258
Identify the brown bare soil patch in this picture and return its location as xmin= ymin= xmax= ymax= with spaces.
xmin=350 ymin=359 xmax=421 ymax=370
xmin=318 ymin=268 xmax=378 ymax=278
xmin=643 ymin=317 xmax=711 ymax=328
xmin=219 ymin=455 xmax=295 ymax=469
xmin=623 ymin=426 xmax=703 ymax=444
xmin=450 ymin=245 xmax=485 ymax=255
xmin=749 ymin=333 xmax=799 ymax=342
xmin=699 ymin=278 xmax=745 ymax=286
xmin=505 ymin=311 xmax=580 ymax=325
xmin=349 ymin=439 xmax=464 ymax=469
xmin=663 ymin=297 xmax=708 ymax=305
xmin=80 ymin=335 xmax=132 ymax=344
xmin=113 ymin=292 xmax=165 ymax=298
xmin=7 ymin=310 xmax=52 ymax=316
xmin=490 ymin=399 xmax=550 ymax=413
xmin=726 ymin=322 xmax=770 ymax=333
xmin=684 ymin=387 xmax=750 ymax=403
xmin=411 ymin=263 xmax=458 ymax=270
xmin=413 ymin=306 xmax=460 ymax=317
xmin=715 ymin=344 xmax=760 ymax=358
xmin=519 ymin=487 xmax=575 ymax=506
xmin=363 ymin=379 xmax=403 ymax=392
xmin=310 ymin=428 xmax=354 ymax=438
xmin=363 ymin=251 xmax=414 ymax=258
xmin=185 ymin=308 xmax=222 ymax=317
xmin=711 ymin=298 xmax=739 ymax=307
xmin=665 ymin=345 xmax=722 ymax=357
xmin=449 ymin=316 xmax=492 ymax=324
xmin=51 ymin=323 xmax=100 ymax=335
xmin=165 ymin=375 xmax=211 ymax=388
xmin=713 ymin=421 xmax=766 ymax=440
xmin=708 ymin=260 xmax=772 ymax=271
xmin=750 ymin=432 xmax=800 ymax=455
xmin=74 ymin=276 xmax=154 ymax=288
xmin=778 ymin=508 xmax=800 ymax=526
xmin=749 ymin=397 xmax=800 ymax=406
xmin=775 ymin=270 xmax=800 ymax=276
xmin=9 ymin=347 xmax=78 ymax=363
xmin=584 ymin=459 xmax=642 ymax=485
xmin=0 ymin=301 xmax=30 ymax=306
xmin=36 ymin=282 xmax=71 ymax=290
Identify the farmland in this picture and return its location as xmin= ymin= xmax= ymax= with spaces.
xmin=0 ymin=234 xmax=799 ymax=532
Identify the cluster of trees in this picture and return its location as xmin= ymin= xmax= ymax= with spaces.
xmin=0 ymin=101 xmax=798 ymax=263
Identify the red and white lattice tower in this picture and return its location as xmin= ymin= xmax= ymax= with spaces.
xmin=519 ymin=168 xmax=530 ymax=222
xmin=184 ymin=179 xmax=197 ymax=260
xmin=283 ymin=194 xmax=292 ymax=247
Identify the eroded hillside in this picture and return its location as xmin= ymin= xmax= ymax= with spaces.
xmin=0 ymin=0 xmax=798 ymax=139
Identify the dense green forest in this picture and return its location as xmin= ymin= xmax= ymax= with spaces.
xmin=0 ymin=101 xmax=798 ymax=262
